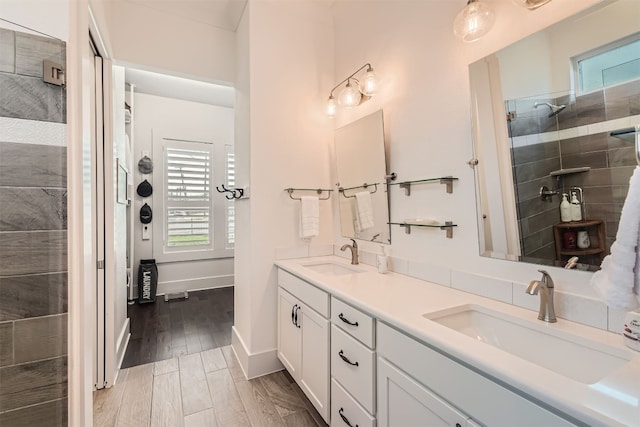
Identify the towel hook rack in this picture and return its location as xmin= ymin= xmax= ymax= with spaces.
xmin=284 ymin=188 xmax=333 ymax=200
xmin=216 ymin=185 xmax=244 ymax=200
xmin=338 ymin=182 xmax=379 ymax=199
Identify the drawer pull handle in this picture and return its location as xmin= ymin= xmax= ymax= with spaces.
xmin=338 ymin=313 xmax=359 ymax=327
xmin=291 ymin=304 xmax=298 ymax=326
xmin=294 ymin=305 xmax=301 ymax=328
xmin=339 ymin=408 xmax=358 ymax=427
xmin=338 ymin=350 xmax=359 ymax=366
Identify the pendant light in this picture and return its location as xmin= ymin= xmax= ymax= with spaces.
xmin=453 ymin=0 xmax=496 ymax=43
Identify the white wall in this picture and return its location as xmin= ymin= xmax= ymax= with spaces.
xmin=132 ymin=93 xmax=235 ymax=295
xmin=0 ymin=0 xmax=68 ymax=39
xmin=233 ymin=0 xmax=334 ymax=377
xmin=105 ymin=1 xmax=236 ymax=84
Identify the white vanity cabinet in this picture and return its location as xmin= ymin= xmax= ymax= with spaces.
xmin=277 ymin=270 xmax=330 ymax=422
xmin=330 ymin=297 xmax=377 ymax=427
xmin=377 ymin=323 xmax=576 ymax=427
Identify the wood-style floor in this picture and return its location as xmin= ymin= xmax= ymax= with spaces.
xmin=94 ymin=346 xmax=328 ymax=427
xmin=122 ymin=287 xmax=234 ymax=368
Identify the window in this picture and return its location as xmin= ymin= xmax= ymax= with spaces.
xmin=225 ymin=148 xmax=235 ymax=249
xmin=574 ymin=33 xmax=640 ymax=94
xmin=153 ymin=136 xmax=233 ymax=262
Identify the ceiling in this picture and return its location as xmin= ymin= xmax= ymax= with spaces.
xmin=121 ymin=0 xmax=243 ymax=107
xmin=122 ymin=0 xmax=248 ymax=31
xmin=125 ymin=68 xmax=235 ymax=108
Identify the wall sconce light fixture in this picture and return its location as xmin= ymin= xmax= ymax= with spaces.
xmin=326 ymin=63 xmax=379 ymax=117
xmin=512 ymin=0 xmax=553 ymax=10
xmin=453 ymin=0 xmax=496 ymax=43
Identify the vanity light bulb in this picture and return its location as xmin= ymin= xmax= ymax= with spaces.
xmin=359 ymin=69 xmax=379 ymax=97
xmin=453 ymin=0 xmax=495 ymax=43
xmin=326 ymin=97 xmax=337 ymax=117
xmin=338 ymin=81 xmax=362 ymax=108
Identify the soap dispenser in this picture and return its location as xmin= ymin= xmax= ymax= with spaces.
xmin=377 ymin=245 xmax=388 ymax=274
xmin=570 ymin=191 xmax=582 ymax=221
xmin=560 ymin=193 xmax=571 ymax=222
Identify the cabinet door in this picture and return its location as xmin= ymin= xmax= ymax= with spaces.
xmin=277 ymin=288 xmax=301 ymax=378
xmin=378 ymin=357 xmax=469 ymax=427
xmin=299 ymin=304 xmax=330 ymax=423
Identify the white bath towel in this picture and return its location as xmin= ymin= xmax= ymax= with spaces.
xmin=591 ymin=166 xmax=640 ymax=311
xmin=355 ymin=191 xmax=375 ymax=230
xmin=299 ymin=196 xmax=319 ymax=239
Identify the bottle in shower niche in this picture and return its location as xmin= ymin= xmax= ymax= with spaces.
xmin=560 ymin=193 xmax=571 ymax=222
xmin=570 ymin=191 xmax=582 ymax=221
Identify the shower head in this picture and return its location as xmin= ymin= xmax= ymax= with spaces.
xmin=534 ymin=101 xmax=567 ymax=118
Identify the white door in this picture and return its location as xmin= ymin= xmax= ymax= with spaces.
xmin=377 ymin=357 xmax=471 ymax=427
xmin=299 ymin=304 xmax=330 ymax=422
xmin=277 ymin=288 xmax=301 ymax=378
xmin=89 ymin=39 xmax=107 ymax=389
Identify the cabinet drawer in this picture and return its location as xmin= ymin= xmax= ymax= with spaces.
xmin=332 ymin=378 xmax=376 ymax=427
xmin=278 ymin=269 xmax=329 ymax=317
xmin=331 ymin=325 xmax=375 ymax=413
xmin=331 ymin=297 xmax=375 ymax=348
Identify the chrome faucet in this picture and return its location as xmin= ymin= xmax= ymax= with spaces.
xmin=526 ymin=269 xmax=557 ymax=323
xmin=340 ymin=239 xmax=359 ymax=265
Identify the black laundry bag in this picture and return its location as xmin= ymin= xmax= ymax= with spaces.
xmin=138 ymin=259 xmax=158 ymax=304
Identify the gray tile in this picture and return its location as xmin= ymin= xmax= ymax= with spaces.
xmin=0 ymin=142 xmax=66 ymax=188
xmin=0 ymin=188 xmax=66 ymax=231
xmin=15 ymin=32 xmax=65 ymax=78
xmin=605 ymin=97 xmax=630 ymax=121
xmin=0 ymin=397 xmax=67 ymax=427
xmin=515 ymin=176 xmax=556 ymax=202
xmin=577 ymin=107 xmax=606 ymax=126
xmin=0 ymin=322 xmax=13 ymax=366
xmin=0 ymin=73 xmax=65 ymax=122
xmin=0 ymin=356 xmax=67 ymax=412
xmin=14 ymin=314 xmax=67 ymax=364
xmin=608 ymin=146 xmax=637 ymax=167
xmin=522 ymin=226 xmax=555 ymax=255
xmin=562 ymin=151 xmax=608 ymax=169
xmin=559 ymin=132 xmax=609 ymax=156
xmin=0 ymin=29 xmax=15 ymax=73
xmin=576 ymin=90 xmax=604 ymax=109
xmin=0 ymin=231 xmax=66 ymax=276
xmin=513 ymin=157 xmax=560 ymax=183
xmin=0 ymin=273 xmax=67 ymax=321
xmin=511 ymin=141 xmax=559 ymax=166
xmin=630 ymin=94 xmax=640 ymax=115
xmin=605 ymin=79 xmax=640 ymax=100
xmin=520 ymin=208 xmax=559 ymax=238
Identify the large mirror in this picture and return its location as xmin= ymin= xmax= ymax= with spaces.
xmin=335 ymin=110 xmax=391 ymax=243
xmin=470 ymin=0 xmax=640 ymax=271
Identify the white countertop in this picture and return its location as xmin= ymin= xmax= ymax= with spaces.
xmin=275 ymin=256 xmax=640 ymax=427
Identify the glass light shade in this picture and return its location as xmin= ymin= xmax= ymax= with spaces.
xmin=326 ymin=97 xmax=337 ymax=117
xmin=338 ymin=82 xmax=362 ymax=108
xmin=358 ymin=69 xmax=379 ymax=96
xmin=512 ymin=0 xmax=553 ymax=10
xmin=453 ymin=0 xmax=495 ymax=43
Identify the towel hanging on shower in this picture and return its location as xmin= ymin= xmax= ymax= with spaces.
xmin=591 ymin=166 xmax=640 ymax=311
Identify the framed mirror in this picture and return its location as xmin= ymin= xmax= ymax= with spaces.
xmin=469 ymin=0 xmax=640 ymax=271
xmin=335 ymin=110 xmax=391 ymax=243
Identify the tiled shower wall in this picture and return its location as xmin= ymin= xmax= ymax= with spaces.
xmin=0 ymin=29 xmax=68 ymax=425
xmin=508 ymin=79 xmax=640 ymax=265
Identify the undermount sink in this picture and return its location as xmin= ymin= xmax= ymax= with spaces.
xmin=302 ymin=261 xmax=365 ymax=276
xmin=423 ymin=304 xmax=633 ymax=384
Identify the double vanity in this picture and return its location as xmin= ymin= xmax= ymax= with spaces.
xmin=275 ymin=256 xmax=640 ymax=427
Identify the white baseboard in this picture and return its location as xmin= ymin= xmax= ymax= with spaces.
xmin=156 ymin=274 xmax=234 ymax=295
xmin=115 ymin=318 xmax=130 ymax=374
xmin=232 ymin=326 xmax=283 ymax=380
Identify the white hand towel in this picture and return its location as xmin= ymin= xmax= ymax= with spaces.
xmin=355 ymin=191 xmax=375 ymax=230
xmin=591 ymin=166 xmax=640 ymax=310
xmin=299 ymin=196 xmax=319 ymax=239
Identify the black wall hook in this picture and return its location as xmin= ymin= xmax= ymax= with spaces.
xmin=216 ymin=185 xmax=244 ymax=200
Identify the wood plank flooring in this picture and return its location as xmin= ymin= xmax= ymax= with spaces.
xmin=94 ymin=346 xmax=328 ymax=427
xmin=122 ymin=288 xmax=234 ymax=368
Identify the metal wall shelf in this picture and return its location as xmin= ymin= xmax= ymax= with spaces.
xmin=390 ymin=176 xmax=458 ymax=195
xmin=389 ymin=221 xmax=457 ymax=238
